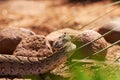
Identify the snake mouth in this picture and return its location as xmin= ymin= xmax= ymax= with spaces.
xmin=64 ymin=42 xmax=76 ymax=58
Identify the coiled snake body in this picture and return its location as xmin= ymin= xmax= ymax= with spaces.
xmin=0 ymin=34 xmax=76 ymax=76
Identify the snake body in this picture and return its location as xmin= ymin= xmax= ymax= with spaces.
xmin=0 ymin=34 xmax=76 ymax=76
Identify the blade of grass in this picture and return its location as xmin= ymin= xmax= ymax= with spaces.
xmin=78 ymin=6 xmax=118 ymax=30
xmin=60 ymin=1 xmax=120 ymax=30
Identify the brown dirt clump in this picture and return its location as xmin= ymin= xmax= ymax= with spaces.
xmin=0 ymin=1 xmax=119 ymax=35
xmin=96 ymin=18 xmax=120 ymax=44
xmin=13 ymin=35 xmax=53 ymax=57
xmin=76 ymin=30 xmax=108 ymax=60
xmin=0 ymin=27 xmax=35 ymax=55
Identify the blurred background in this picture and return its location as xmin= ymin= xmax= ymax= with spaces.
xmin=0 ymin=0 xmax=119 ymax=35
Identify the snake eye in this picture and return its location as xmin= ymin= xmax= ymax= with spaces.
xmin=59 ymin=36 xmax=61 ymax=39
xmin=64 ymin=32 xmax=67 ymax=35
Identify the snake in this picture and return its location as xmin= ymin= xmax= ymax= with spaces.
xmin=0 ymin=33 xmax=76 ymax=76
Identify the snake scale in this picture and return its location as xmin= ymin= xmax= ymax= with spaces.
xmin=0 ymin=33 xmax=76 ymax=76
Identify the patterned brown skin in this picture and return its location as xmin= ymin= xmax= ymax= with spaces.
xmin=46 ymin=28 xmax=80 ymax=42
xmin=0 ymin=27 xmax=35 ymax=55
xmin=0 ymin=34 xmax=75 ymax=76
xmin=13 ymin=35 xmax=53 ymax=57
xmin=0 ymin=47 xmax=66 ymax=75
xmin=96 ymin=18 xmax=120 ymax=44
xmin=46 ymin=28 xmax=79 ymax=52
xmin=76 ymin=30 xmax=108 ymax=60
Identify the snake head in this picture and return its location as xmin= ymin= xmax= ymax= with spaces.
xmin=52 ymin=33 xmax=71 ymax=49
xmin=52 ymin=33 xmax=76 ymax=54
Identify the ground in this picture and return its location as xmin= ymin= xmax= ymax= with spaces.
xmin=0 ymin=0 xmax=120 ymax=35
xmin=0 ymin=0 xmax=120 ymax=80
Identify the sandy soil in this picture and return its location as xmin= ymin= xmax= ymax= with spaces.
xmin=0 ymin=0 xmax=120 ymax=35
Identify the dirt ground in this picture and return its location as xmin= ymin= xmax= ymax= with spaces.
xmin=0 ymin=0 xmax=120 ymax=80
xmin=0 ymin=0 xmax=120 ymax=35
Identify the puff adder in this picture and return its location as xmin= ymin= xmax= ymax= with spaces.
xmin=0 ymin=33 xmax=76 ymax=76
